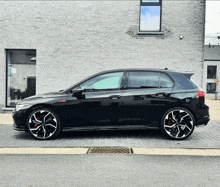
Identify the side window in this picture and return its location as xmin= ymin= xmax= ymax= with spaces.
xmin=159 ymin=73 xmax=174 ymax=88
xmin=80 ymin=72 xmax=123 ymax=90
xmin=127 ymin=71 xmax=159 ymax=88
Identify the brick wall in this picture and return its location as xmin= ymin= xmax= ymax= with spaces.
xmin=0 ymin=0 xmax=206 ymax=107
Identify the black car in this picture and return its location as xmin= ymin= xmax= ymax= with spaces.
xmin=13 ymin=69 xmax=210 ymax=140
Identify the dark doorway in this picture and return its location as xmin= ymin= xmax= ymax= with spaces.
xmin=26 ymin=77 xmax=36 ymax=98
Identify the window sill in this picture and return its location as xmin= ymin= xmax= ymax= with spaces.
xmin=138 ymin=31 xmax=164 ymax=35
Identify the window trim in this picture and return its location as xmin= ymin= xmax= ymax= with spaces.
xmin=139 ymin=0 xmax=162 ymax=34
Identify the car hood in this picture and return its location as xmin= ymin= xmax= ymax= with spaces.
xmin=23 ymin=92 xmax=61 ymax=100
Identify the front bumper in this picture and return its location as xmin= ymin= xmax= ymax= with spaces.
xmin=12 ymin=109 xmax=28 ymax=132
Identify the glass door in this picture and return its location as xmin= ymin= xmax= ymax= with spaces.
xmin=6 ymin=49 xmax=36 ymax=107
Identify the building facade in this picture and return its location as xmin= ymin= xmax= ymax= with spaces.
xmin=0 ymin=0 xmax=206 ymax=110
xmin=204 ymin=45 xmax=220 ymax=97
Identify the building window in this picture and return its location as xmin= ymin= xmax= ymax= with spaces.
xmin=207 ymin=66 xmax=217 ymax=79
xmin=140 ymin=0 xmax=161 ymax=32
xmin=207 ymin=83 xmax=216 ymax=93
xmin=6 ymin=49 xmax=36 ymax=107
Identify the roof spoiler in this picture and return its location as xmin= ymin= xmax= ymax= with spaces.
xmin=184 ymin=72 xmax=194 ymax=79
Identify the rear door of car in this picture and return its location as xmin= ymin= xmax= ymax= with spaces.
xmin=118 ymin=71 xmax=174 ymax=127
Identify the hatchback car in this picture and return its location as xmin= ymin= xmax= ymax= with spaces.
xmin=13 ymin=69 xmax=210 ymax=140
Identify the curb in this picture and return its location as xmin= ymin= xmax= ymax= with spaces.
xmin=0 ymin=114 xmax=13 ymax=124
xmin=1 ymin=147 xmax=220 ymax=156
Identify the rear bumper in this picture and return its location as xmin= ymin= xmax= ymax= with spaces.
xmin=194 ymin=104 xmax=210 ymax=127
xmin=196 ymin=115 xmax=210 ymax=127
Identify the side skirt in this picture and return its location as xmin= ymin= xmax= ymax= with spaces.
xmin=62 ymin=125 xmax=159 ymax=132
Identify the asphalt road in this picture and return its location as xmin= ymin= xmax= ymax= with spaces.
xmin=1 ymin=154 xmax=219 ymax=187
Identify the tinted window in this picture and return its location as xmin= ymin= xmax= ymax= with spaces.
xmin=207 ymin=83 xmax=216 ymax=93
xmin=127 ymin=72 xmax=159 ymax=88
xmin=160 ymin=73 xmax=173 ymax=88
xmin=171 ymin=73 xmax=197 ymax=89
xmin=207 ymin=66 xmax=217 ymax=79
xmin=80 ymin=72 xmax=123 ymax=90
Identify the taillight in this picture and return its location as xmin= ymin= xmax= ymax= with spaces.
xmin=197 ymin=91 xmax=205 ymax=98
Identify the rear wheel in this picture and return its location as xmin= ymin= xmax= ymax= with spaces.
xmin=27 ymin=108 xmax=61 ymax=140
xmin=160 ymin=107 xmax=195 ymax=140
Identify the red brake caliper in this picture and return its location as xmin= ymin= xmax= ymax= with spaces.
xmin=34 ymin=116 xmax=40 ymax=128
xmin=168 ymin=121 xmax=172 ymax=126
xmin=34 ymin=124 xmax=38 ymax=128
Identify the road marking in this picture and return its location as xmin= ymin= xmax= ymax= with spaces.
xmin=132 ymin=148 xmax=220 ymax=156
xmin=0 ymin=147 xmax=220 ymax=156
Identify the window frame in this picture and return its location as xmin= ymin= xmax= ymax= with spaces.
xmin=139 ymin=0 xmax=162 ymax=33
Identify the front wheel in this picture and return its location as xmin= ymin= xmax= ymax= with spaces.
xmin=27 ymin=108 xmax=61 ymax=140
xmin=160 ymin=107 xmax=195 ymax=140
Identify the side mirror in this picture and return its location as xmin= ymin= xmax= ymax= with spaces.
xmin=72 ymin=88 xmax=84 ymax=99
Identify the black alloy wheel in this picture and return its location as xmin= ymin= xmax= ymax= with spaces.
xmin=160 ymin=107 xmax=195 ymax=140
xmin=27 ymin=108 xmax=61 ymax=140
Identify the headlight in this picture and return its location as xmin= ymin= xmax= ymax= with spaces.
xmin=16 ymin=104 xmax=31 ymax=111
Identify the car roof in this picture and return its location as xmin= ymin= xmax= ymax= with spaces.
xmin=98 ymin=68 xmax=181 ymax=74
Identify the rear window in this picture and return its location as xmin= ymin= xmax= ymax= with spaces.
xmin=171 ymin=73 xmax=197 ymax=89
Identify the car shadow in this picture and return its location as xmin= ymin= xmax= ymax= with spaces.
xmin=13 ymin=129 xmax=168 ymax=141
xmin=59 ymin=129 xmax=166 ymax=140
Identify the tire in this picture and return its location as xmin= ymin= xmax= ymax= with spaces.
xmin=26 ymin=108 xmax=61 ymax=140
xmin=160 ymin=107 xmax=195 ymax=140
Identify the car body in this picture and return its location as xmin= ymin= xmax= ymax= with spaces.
xmin=12 ymin=68 xmax=210 ymax=140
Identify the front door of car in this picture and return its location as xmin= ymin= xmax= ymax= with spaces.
xmin=65 ymin=72 xmax=125 ymax=127
xmin=119 ymin=71 xmax=174 ymax=127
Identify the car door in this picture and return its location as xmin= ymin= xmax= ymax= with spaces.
xmin=65 ymin=72 xmax=125 ymax=127
xmin=119 ymin=71 xmax=174 ymax=127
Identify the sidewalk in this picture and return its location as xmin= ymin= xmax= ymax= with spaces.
xmin=205 ymin=98 xmax=220 ymax=121
xmin=0 ymin=98 xmax=219 ymax=124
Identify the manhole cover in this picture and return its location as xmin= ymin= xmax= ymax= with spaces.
xmin=87 ymin=147 xmax=133 ymax=154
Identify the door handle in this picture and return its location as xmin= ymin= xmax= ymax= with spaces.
xmin=155 ymin=92 xmax=170 ymax=97
xmin=134 ymin=96 xmax=144 ymax=100
xmin=109 ymin=95 xmax=121 ymax=100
